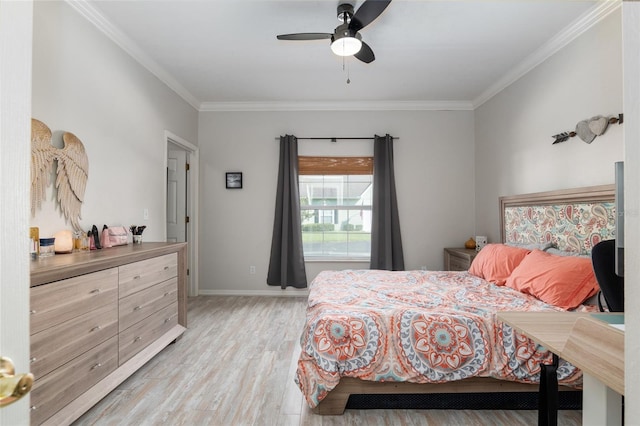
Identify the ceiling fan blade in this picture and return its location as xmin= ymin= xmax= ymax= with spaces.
xmin=350 ymin=0 xmax=392 ymax=32
xmin=276 ymin=33 xmax=332 ymax=41
xmin=354 ymin=41 xmax=375 ymax=63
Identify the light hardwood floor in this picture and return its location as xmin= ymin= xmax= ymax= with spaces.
xmin=74 ymin=296 xmax=582 ymax=426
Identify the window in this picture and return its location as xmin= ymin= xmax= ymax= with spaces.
xmin=299 ymin=157 xmax=373 ymax=260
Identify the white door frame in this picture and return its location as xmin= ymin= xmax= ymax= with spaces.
xmin=0 ymin=0 xmax=33 ymax=423
xmin=623 ymin=1 xmax=640 ymax=419
xmin=164 ymin=131 xmax=199 ymax=297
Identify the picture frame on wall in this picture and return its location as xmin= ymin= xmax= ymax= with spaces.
xmin=226 ymin=172 xmax=243 ymax=189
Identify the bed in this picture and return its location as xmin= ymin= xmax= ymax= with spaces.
xmin=295 ymin=184 xmax=616 ymax=415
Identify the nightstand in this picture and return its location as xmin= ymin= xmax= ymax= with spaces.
xmin=443 ymin=248 xmax=478 ymax=271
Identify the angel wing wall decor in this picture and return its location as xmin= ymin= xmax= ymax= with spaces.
xmin=31 ymin=119 xmax=89 ymax=231
xmin=31 ymin=118 xmax=56 ymax=214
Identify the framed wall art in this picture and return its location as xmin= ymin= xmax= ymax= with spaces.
xmin=226 ymin=172 xmax=243 ymax=189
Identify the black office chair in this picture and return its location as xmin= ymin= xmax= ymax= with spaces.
xmin=591 ymin=239 xmax=624 ymax=312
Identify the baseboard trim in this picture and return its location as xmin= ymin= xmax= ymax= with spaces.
xmin=198 ymin=289 xmax=309 ymax=297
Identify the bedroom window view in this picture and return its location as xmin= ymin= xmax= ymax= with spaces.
xmin=299 ymin=174 xmax=373 ymax=259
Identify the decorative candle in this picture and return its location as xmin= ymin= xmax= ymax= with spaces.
xmin=53 ymin=230 xmax=74 ymax=254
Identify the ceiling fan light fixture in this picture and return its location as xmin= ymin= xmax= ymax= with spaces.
xmin=331 ymin=33 xmax=362 ymax=56
xmin=276 ymin=0 xmax=392 ymax=63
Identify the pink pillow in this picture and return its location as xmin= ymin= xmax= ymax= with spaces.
xmin=505 ymin=249 xmax=599 ymax=310
xmin=468 ymin=244 xmax=530 ymax=286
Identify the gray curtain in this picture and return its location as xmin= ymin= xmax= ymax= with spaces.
xmin=267 ymin=135 xmax=308 ymax=288
xmin=370 ymin=134 xmax=405 ymax=270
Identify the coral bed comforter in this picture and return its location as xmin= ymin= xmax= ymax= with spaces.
xmin=296 ymin=269 xmax=585 ymax=408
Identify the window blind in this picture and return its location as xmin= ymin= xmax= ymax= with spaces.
xmin=298 ymin=156 xmax=373 ymax=175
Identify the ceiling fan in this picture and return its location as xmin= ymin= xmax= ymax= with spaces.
xmin=276 ymin=0 xmax=392 ymax=64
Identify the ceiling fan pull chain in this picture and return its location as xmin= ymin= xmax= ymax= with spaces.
xmin=341 ymin=55 xmax=351 ymax=84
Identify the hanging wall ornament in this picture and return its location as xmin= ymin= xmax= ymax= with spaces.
xmin=588 ymin=116 xmax=609 ymax=136
xmin=575 ymin=119 xmax=597 ymax=144
xmin=552 ymin=113 xmax=623 ymax=145
xmin=31 ymin=119 xmax=89 ymax=231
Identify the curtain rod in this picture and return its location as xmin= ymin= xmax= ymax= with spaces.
xmin=274 ymin=137 xmax=399 ymax=141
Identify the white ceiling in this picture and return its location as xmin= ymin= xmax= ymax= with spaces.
xmin=77 ymin=0 xmax=616 ymax=110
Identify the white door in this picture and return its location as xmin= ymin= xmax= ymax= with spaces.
xmin=166 ymin=149 xmax=187 ymax=243
xmin=165 ymin=135 xmax=198 ymax=297
xmin=1 ymin=1 xmax=33 ymax=424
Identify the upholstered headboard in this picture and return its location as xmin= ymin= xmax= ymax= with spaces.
xmin=500 ymin=185 xmax=615 ymax=255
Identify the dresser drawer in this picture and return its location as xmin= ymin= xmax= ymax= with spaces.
xmin=119 ymin=302 xmax=178 ymax=365
xmin=30 ymin=301 xmax=117 ymax=380
xmin=31 ymin=268 xmax=118 ymax=335
xmin=31 ymin=336 xmax=118 ymax=426
xmin=119 ymin=253 xmax=177 ymax=299
xmin=119 ymin=277 xmax=178 ymax=332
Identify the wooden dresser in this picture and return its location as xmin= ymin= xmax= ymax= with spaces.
xmin=443 ymin=247 xmax=478 ymax=271
xmin=29 ymin=242 xmax=187 ymax=425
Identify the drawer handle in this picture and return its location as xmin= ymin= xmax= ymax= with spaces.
xmin=164 ymin=315 xmax=175 ymax=324
xmin=90 ymin=325 xmax=102 ymax=332
xmin=31 ymin=406 xmax=37 ymax=411
xmin=133 ymin=305 xmax=143 ymax=311
xmin=133 ymin=275 xmax=141 ymax=280
xmin=90 ymin=289 xmax=101 ymax=294
xmin=163 ymin=292 xmax=170 ymax=297
xmin=164 ymin=266 xmax=169 ymax=270
xmin=134 ymin=336 xmax=142 ymax=342
xmin=30 ymin=357 xmax=37 ymax=364
xmin=90 ymin=363 xmax=102 ymax=371
xmin=30 ymin=310 xmax=36 ymax=315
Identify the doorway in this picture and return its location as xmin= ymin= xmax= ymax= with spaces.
xmin=165 ymin=131 xmax=199 ymax=297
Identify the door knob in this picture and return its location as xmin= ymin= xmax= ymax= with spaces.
xmin=0 ymin=357 xmax=33 ymax=407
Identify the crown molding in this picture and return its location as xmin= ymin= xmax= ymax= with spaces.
xmin=472 ymin=0 xmax=622 ymax=108
xmin=199 ymin=100 xmax=474 ymax=112
xmin=65 ymin=0 xmax=201 ymax=111
xmin=68 ymin=0 xmax=620 ymax=113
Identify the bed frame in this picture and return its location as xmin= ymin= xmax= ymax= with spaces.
xmin=312 ymin=184 xmax=615 ymax=415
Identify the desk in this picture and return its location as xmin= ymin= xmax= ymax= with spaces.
xmin=498 ymin=312 xmax=624 ymax=426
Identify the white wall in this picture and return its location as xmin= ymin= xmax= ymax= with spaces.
xmin=474 ymin=10 xmax=623 ymax=243
xmin=198 ymin=110 xmax=475 ymax=294
xmin=30 ymin=1 xmax=198 ymax=241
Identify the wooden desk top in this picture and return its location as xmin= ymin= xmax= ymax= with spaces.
xmin=497 ymin=311 xmax=592 ymax=354
xmin=498 ymin=311 xmax=624 ymax=395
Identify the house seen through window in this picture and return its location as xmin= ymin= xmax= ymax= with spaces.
xmin=299 ymin=156 xmax=373 ymax=260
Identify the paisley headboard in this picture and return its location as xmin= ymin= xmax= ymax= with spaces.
xmin=500 ymin=184 xmax=616 ymax=255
